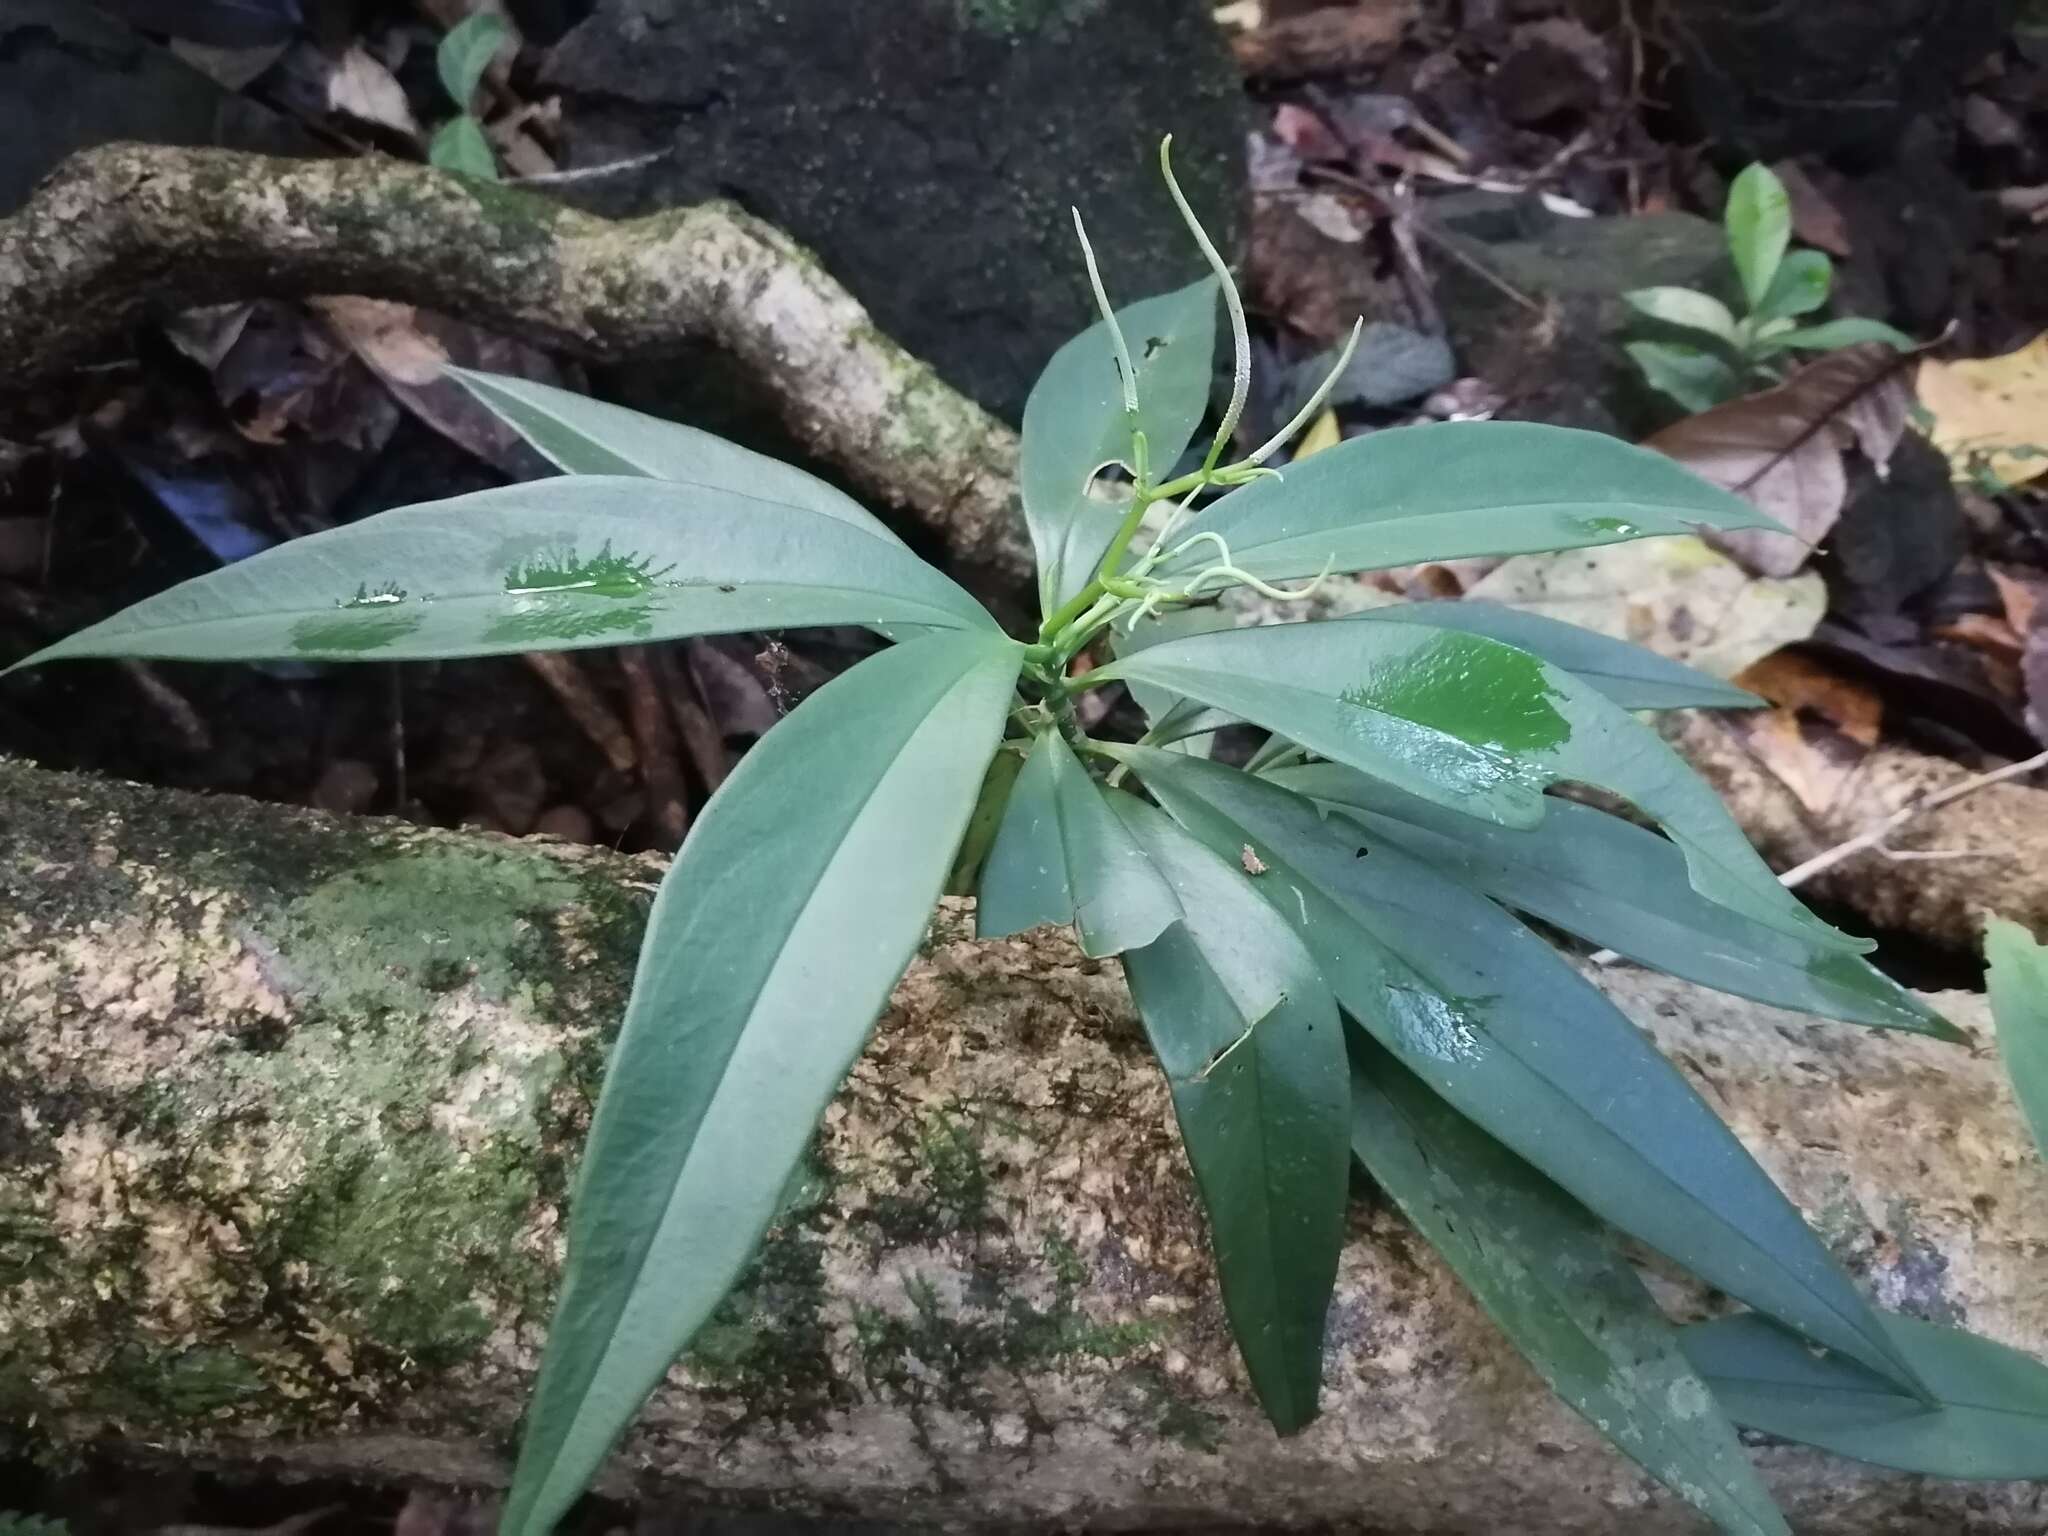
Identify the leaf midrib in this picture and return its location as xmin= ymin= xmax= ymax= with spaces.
xmin=1174 ymin=496 xmax=1760 ymax=572
xmin=1272 ymin=840 xmax=1892 ymax=1375
xmin=69 ymin=582 xmax=983 ymax=652
xmin=530 ymin=652 xmax=995 ymax=1506
xmin=1377 ymin=1092 xmax=1785 ymax=1533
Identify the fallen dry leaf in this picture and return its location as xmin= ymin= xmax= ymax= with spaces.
xmin=1934 ymin=611 xmax=2026 ymax=661
xmin=1292 ymin=407 xmax=1343 ymax=460
xmin=1464 ymin=534 xmax=1826 ymax=679
xmin=1731 ymin=651 xmax=1883 ymax=745
xmin=325 ymin=45 xmax=420 ymax=137
xmin=1727 ymin=707 xmax=1871 ymax=815
xmin=1646 ymin=344 xmax=1915 ymax=577
xmin=1992 ymin=564 xmax=2048 ymax=636
xmin=314 ymin=297 xmax=558 ymax=477
xmin=1771 ymin=160 xmax=1853 ymax=257
xmin=1918 ymin=331 xmax=2048 ymax=489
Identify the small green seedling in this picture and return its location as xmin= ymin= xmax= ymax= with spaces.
xmin=427 ymin=12 xmax=507 ymax=181
xmin=13 ymin=139 xmax=2048 ymax=1536
xmin=1626 ymin=162 xmax=1915 ymax=413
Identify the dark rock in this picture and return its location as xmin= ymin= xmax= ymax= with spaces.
xmin=1282 ymin=323 xmax=1455 ymax=415
xmin=0 ymin=1 xmax=311 ymax=215
xmin=1490 ymin=18 xmax=1609 ymax=128
xmin=308 ymin=758 xmax=379 ymax=816
xmin=1824 ymin=433 xmax=1968 ymax=623
xmin=541 ymin=0 xmax=1247 ymax=424
xmin=1432 ymin=198 xmax=1726 ymax=433
xmin=1651 ymin=0 xmax=2014 ymax=165
xmin=530 ymin=803 xmax=595 ymax=842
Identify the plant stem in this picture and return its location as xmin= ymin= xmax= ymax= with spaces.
xmin=1036 ymin=488 xmax=1158 ymax=645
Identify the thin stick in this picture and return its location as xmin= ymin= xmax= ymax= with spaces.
xmin=655 ymin=644 xmax=729 ymax=793
xmin=510 ymin=151 xmax=668 ymax=187
xmin=1590 ymin=746 xmax=2048 ymax=967
xmin=118 ymin=660 xmax=211 ymax=754
xmin=1773 ymin=747 xmax=2048 ymax=891
xmin=619 ymin=644 xmax=690 ymax=849
xmin=522 ymin=650 xmax=636 ymax=776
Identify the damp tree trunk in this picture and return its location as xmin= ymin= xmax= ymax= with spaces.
xmin=3 ymin=758 xmax=2046 ymax=1534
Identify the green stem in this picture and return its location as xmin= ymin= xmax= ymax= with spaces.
xmin=1036 ymin=488 xmax=1156 ymax=646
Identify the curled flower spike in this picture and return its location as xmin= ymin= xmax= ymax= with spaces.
xmin=1181 ymin=555 xmax=1335 ymax=604
xmin=1165 ymin=531 xmax=1335 ymax=604
xmin=1160 ymin=135 xmax=1251 ymax=475
xmin=1072 ymin=207 xmax=1139 ymax=422
xmin=1244 ymin=316 xmax=1362 ymax=469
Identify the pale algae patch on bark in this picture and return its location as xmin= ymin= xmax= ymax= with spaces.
xmin=0 ymin=760 xmax=645 ymax=1442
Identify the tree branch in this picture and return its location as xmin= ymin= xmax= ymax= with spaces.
xmin=0 ymin=143 xmax=1033 ymax=588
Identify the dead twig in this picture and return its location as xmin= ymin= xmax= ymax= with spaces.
xmin=618 ymin=643 xmax=689 ymax=848
xmin=655 ymin=643 xmax=729 ymax=794
xmin=520 ymin=650 xmax=636 ymax=777
xmin=1772 ymin=747 xmax=2048 ymax=891
xmin=1592 ymin=745 xmax=2048 ymax=966
xmin=118 ymin=659 xmax=212 ymax=754
xmin=1301 ymin=164 xmax=1545 ymax=320
xmin=512 ymin=151 xmax=669 ymax=186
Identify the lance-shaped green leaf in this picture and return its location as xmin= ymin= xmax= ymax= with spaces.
xmin=1116 ymin=603 xmax=1239 ymax=751
xmin=1755 ymin=317 xmax=1917 ymax=357
xmin=1628 ymin=341 xmax=1744 ymax=414
xmin=1118 ymin=747 xmax=1924 ymax=1395
xmin=976 ymin=731 xmax=1180 ymax=956
xmin=1987 ymin=916 xmax=2048 ymax=1159
xmin=447 ymin=367 xmax=904 ymax=544
xmin=1682 ymin=1312 xmax=2048 ymax=1478
xmin=1726 ymin=164 xmax=1792 ymax=312
xmin=428 ymin=116 xmax=498 ymax=179
xmin=1274 ymin=762 xmax=1954 ymax=1038
xmin=1346 ymin=1031 xmax=1790 ymax=1536
xmin=1092 ymin=620 xmax=1860 ymax=952
xmin=1022 ymin=279 xmax=1217 ymax=613
xmin=1624 ymin=286 xmax=1741 ymax=344
xmin=436 ymin=11 xmax=506 ymax=107
xmin=1335 ymin=600 xmax=1762 ymax=711
xmin=1109 ymin=791 xmax=1348 ymax=1433
xmin=1152 ymin=422 xmax=1780 ymax=586
xmin=8 ymin=478 xmax=994 ymax=670
xmin=1754 ymin=249 xmax=1832 ymax=322
xmin=501 ymin=630 xmax=1022 ymax=1536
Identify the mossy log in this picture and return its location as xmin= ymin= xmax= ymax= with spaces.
xmin=2 ymin=756 xmax=2045 ymax=1531
xmin=0 ymin=144 xmax=1031 ymax=592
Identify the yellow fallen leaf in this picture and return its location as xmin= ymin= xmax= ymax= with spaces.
xmin=1917 ymin=331 xmax=2048 ymax=488
xmin=1292 ymin=407 xmax=1342 ymax=461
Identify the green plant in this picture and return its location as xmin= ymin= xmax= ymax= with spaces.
xmin=1626 ymin=162 xmax=1914 ymax=413
xmin=1989 ymin=915 xmax=2048 ymax=1161
xmin=427 ymin=12 xmax=507 ymax=180
xmin=11 ymin=139 xmax=2048 ymax=1535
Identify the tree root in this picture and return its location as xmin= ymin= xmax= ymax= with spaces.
xmin=0 ymin=144 xmax=1032 ymax=589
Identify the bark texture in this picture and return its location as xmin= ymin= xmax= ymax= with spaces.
xmin=2 ymin=757 xmax=2045 ymax=1532
xmin=1669 ymin=712 xmax=2048 ymax=952
xmin=0 ymin=144 xmax=1032 ymax=589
